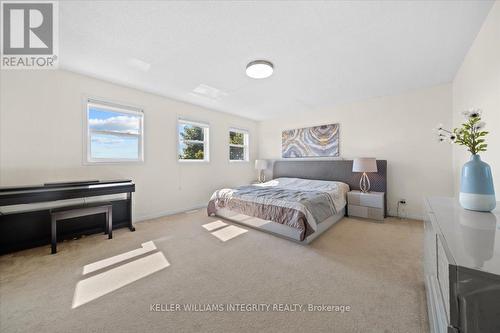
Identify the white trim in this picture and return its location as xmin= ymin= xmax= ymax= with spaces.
xmin=387 ymin=213 xmax=423 ymax=221
xmin=89 ymin=130 xmax=139 ymax=138
xmin=386 ymin=208 xmax=423 ymax=221
xmin=178 ymin=118 xmax=209 ymax=128
xmin=229 ymin=160 xmax=250 ymax=163
xmin=84 ymin=97 xmax=144 ymax=164
xmin=228 ymin=127 xmax=248 ymax=134
xmin=178 ymin=159 xmax=209 ymax=163
xmin=182 ymin=139 xmax=204 ymax=144
xmin=87 ymin=98 xmax=142 ymax=114
xmin=134 ymin=204 xmax=207 ymax=222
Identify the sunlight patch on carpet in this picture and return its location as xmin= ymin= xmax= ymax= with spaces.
xmin=73 ymin=252 xmax=169 ymax=309
xmin=202 ymin=220 xmax=228 ymax=231
xmin=211 ymin=225 xmax=248 ymax=242
xmin=83 ymin=241 xmax=157 ymax=275
xmin=73 ymin=242 xmax=169 ymax=309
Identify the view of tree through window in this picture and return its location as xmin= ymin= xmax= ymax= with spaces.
xmin=178 ymin=121 xmax=209 ymax=160
xmin=229 ymin=129 xmax=248 ymax=161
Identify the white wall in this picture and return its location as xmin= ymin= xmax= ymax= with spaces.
xmin=452 ymin=1 xmax=500 ymax=194
xmin=258 ymin=84 xmax=454 ymax=219
xmin=5 ymin=41 xmax=486 ymax=222
xmin=0 ymin=70 xmax=258 ymax=221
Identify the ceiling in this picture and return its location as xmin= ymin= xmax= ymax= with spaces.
xmin=59 ymin=1 xmax=493 ymax=121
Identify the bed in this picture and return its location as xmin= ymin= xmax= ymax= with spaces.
xmin=207 ymin=160 xmax=387 ymax=244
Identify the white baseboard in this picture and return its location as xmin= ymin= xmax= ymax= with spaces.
xmin=134 ymin=204 xmax=207 ymax=223
xmin=386 ymin=213 xmax=423 ymax=221
xmin=134 ymin=205 xmax=422 ymax=224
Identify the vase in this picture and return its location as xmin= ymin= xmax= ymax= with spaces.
xmin=459 ymin=154 xmax=496 ymax=212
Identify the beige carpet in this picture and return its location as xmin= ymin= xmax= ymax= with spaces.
xmin=0 ymin=210 xmax=428 ymax=333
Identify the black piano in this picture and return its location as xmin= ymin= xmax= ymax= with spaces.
xmin=0 ymin=179 xmax=135 ymax=254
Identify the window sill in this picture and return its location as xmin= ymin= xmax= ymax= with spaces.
xmin=84 ymin=159 xmax=144 ymax=165
xmin=178 ymin=159 xmax=210 ymax=163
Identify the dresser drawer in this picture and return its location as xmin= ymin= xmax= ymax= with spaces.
xmin=437 ymin=235 xmax=451 ymax=321
xmin=348 ymin=204 xmax=384 ymax=221
xmin=423 ymin=212 xmax=437 ymax=278
xmin=347 ymin=192 xmax=384 ymax=209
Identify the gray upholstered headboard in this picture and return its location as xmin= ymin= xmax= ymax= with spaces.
xmin=272 ymin=159 xmax=388 ymax=215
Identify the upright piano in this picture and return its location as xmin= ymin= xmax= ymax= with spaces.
xmin=0 ymin=179 xmax=135 ymax=254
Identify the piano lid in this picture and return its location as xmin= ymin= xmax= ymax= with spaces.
xmin=0 ymin=179 xmax=133 ymax=192
xmin=0 ymin=179 xmax=135 ymax=207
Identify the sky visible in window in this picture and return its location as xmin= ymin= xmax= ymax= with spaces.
xmin=89 ymin=107 xmax=140 ymax=160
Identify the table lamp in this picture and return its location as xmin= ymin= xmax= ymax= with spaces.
xmin=352 ymin=158 xmax=378 ymax=193
xmin=255 ymin=160 xmax=268 ymax=183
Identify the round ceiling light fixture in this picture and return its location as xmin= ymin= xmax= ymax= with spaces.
xmin=246 ymin=60 xmax=274 ymax=79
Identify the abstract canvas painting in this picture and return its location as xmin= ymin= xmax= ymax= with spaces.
xmin=282 ymin=124 xmax=339 ymax=158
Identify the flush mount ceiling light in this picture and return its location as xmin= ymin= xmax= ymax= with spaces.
xmin=246 ymin=60 xmax=274 ymax=79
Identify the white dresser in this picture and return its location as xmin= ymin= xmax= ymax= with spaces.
xmin=347 ymin=190 xmax=385 ymax=221
xmin=424 ymin=197 xmax=500 ymax=333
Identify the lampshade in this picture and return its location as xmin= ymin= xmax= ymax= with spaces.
xmin=352 ymin=158 xmax=377 ymax=173
xmin=255 ymin=159 xmax=268 ymax=170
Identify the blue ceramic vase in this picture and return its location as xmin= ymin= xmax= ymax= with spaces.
xmin=459 ymin=154 xmax=496 ymax=212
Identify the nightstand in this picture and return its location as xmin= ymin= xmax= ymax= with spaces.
xmin=347 ymin=190 xmax=385 ymax=221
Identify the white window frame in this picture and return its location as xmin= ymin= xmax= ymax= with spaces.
xmin=84 ymin=98 xmax=144 ymax=164
xmin=229 ymin=128 xmax=249 ymax=162
xmin=177 ymin=118 xmax=210 ymax=162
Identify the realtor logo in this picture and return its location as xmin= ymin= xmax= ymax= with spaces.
xmin=1 ymin=1 xmax=58 ymax=69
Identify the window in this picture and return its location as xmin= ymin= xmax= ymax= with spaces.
xmin=178 ymin=119 xmax=210 ymax=161
xmin=229 ymin=128 xmax=249 ymax=161
xmin=85 ymin=99 xmax=144 ymax=163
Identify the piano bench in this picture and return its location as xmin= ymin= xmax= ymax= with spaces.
xmin=50 ymin=202 xmax=113 ymax=254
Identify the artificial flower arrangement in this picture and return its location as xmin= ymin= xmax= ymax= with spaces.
xmin=435 ymin=108 xmax=495 ymax=212
xmin=436 ymin=108 xmax=488 ymax=154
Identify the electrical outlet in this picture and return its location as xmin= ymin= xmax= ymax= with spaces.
xmin=397 ymin=199 xmax=408 ymax=220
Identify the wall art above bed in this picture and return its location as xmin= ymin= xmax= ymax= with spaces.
xmin=282 ymin=123 xmax=339 ymax=158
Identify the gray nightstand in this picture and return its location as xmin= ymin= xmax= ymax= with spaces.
xmin=347 ymin=190 xmax=385 ymax=221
